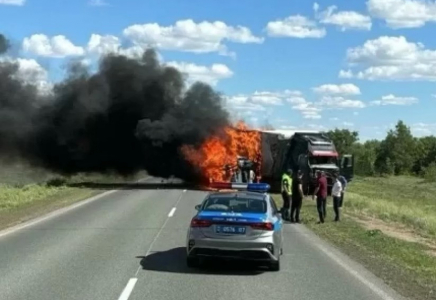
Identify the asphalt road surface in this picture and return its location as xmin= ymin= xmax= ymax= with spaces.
xmin=0 ymin=177 xmax=405 ymax=300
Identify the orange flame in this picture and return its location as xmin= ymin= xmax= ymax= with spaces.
xmin=181 ymin=121 xmax=262 ymax=182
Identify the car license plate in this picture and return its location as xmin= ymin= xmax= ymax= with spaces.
xmin=215 ymin=225 xmax=246 ymax=234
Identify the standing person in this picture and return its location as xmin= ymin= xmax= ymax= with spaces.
xmin=281 ymin=169 xmax=293 ymax=221
xmin=312 ymin=171 xmax=327 ymax=224
xmin=249 ymin=169 xmax=255 ymax=183
xmin=290 ymin=170 xmax=304 ymax=223
xmin=331 ymin=173 xmax=343 ymax=222
xmin=338 ymin=173 xmax=347 ymax=208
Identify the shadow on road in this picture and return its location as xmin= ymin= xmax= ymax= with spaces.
xmin=138 ymin=247 xmax=265 ymax=276
xmin=66 ymin=181 xmax=207 ymax=192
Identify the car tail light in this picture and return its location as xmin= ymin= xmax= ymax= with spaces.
xmin=250 ymin=222 xmax=274 ymax=231
xmin=190 ymin=218 xmax=212 ymax=227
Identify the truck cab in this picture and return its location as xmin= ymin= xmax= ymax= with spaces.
xmin=338 ymin=154 xmax=354 ymax=182
xmin=287 ymin=132 xmax=354 ymax=195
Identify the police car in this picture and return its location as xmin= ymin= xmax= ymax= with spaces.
xmin=186 ymin=182 xmax=283 ymax=271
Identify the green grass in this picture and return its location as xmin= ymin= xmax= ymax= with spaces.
xmin=345 ymin=176 xmax=436 ymax=238
xmin=0 ymin=162 xmax=147 ymax=230
xmin=272 ymin=175 xmax=436 ymax=300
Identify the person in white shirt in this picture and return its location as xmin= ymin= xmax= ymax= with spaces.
xmin=331 ymin=172 xmax=343 ymax=222
xmin=249 ymin=169 xmax=255 ymax=183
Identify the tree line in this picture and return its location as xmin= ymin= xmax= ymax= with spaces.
xmin=326 ymin=120 xmax=436 ymax=181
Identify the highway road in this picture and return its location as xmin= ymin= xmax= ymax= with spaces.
xmin=0 ymin=177 xmax=405 ymax=300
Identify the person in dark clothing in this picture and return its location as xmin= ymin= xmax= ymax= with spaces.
xmin=290 ymin=170 xmax=304 ymax=223
xmin=312 ymin=171 xmax=327 ymax=223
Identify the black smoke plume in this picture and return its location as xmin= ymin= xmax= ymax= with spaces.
xmin=0 ymin=33 xmax=230 ymax=182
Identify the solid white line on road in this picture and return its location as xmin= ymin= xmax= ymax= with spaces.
xmin=0 ymin=190 xmax=116 ymax=239
xmin=168 ymin=207 xmax=176 ymax=217
xmin=0 ymin=177 xmax=151 ymax=240
xmin=314 ymin=243 xmax=396 ymax=300
xmin=117 ymin=278 xmax=138 ymax=300
xmin=134 ymin=191 xmax=185 ymax=276
xmin=294 ymin=225 xmax=398 ymax=300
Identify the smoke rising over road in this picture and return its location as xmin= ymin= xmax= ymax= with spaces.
xmin=0 ymin=33 xmax=230 ymax=182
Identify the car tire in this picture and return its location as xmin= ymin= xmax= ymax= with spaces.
xmin=269 ymin=260 xmax=280 ymax=271
xmin=186 ymin=256 xmax=200 ymax=268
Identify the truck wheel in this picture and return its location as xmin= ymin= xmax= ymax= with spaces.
xmin=187 ymin=256 xmax=200 ymax=268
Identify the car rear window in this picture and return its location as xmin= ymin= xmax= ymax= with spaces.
xmin=202 ymin=196 xmax=267 ymax=213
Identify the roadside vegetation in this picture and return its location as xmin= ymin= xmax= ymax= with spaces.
xmin=327 ymin=120 xmax=436 ymax=182
xmin=273 ymin=175 xmax=436 ymax=300
xmin=0 ymin=161 xmax=146 ymax=230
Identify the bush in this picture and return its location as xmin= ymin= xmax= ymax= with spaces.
xmin=46 ymin=177 xmax=67 ymax=187
xmin=422 ymin=162 xmax=436 ymax=182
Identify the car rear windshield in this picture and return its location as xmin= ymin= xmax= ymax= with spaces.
xmin=202 ymin=196 xmax=267 ymax=213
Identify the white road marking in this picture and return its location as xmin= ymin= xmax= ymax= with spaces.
xmin=0 ymin=177 xmax=150 ymax=239
xmin=314 ymin=244 xmax=396 ymax=300
xmin=294 ymin=225 xmax=398 ymax=300
xmin=168 ymin=207 xmax=176 ymax=217
xmin=117 ymin=278 xmax=138 ymax=300
xmin=183 ymin=189 xmax=187 ymax=192
xmin=134 ymin=191 xmax=185 ymax=276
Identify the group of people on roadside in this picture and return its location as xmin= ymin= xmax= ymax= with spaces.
xmin=280 ymin=169 xmax=347 ymax=224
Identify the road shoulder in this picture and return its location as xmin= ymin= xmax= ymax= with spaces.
xmin=272 ymin=195 xmax=436 ymax=300
xmin=0 ymin=176 xmax=149 ymax=235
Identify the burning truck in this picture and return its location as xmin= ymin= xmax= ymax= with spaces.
xmin=183 ymin=123 xmax=354 ymax=195
xmin=251 ymin=129 xmax=354 ymax=195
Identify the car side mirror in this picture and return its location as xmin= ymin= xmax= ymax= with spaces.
xmin=195 ymin=204 xmax=201 ymax=211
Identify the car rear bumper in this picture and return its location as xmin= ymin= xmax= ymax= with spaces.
xmin=188 ymin=247 xmax=277 ymax=261
xmin=186 ymin=238 xmax=279 ymax=261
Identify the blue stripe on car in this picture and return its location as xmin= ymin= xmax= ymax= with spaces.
xmin=197 ymin=211 xmax=267 ymax=223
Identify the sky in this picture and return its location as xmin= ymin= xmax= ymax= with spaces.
xmin=1 ymin=0 xmax=436 ymax=141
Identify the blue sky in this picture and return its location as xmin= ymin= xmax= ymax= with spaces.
xmin=1 ymin=0 xmax=436 ymax=141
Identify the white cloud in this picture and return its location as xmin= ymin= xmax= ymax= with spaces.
xmin=314 ymin=3 xmax=372 ymax=31
xmin=0 ymin=57 xmax=52 ymax=95
xmin=86 ymin=33 xmax=230 ymax=86
xmin=287 ymin=96 xmax=322 ymax=119
xmin=306 ymin=123 xmax=328 ymax=130
xmin=88 ymin=0 xmax=109 ymax=6
xmin=338 ymin=70 xmax=354 ymax=78
xmin=250 ymin=91 xmax=283 ymax=105
xmin=340 ymin=36 xmax=436 ymax=81
xmin=122 ymin=19 xmax=263 ymax=56
xmin=411 ymin=122 xmax=436 ymax=136
xmin=0 ymin=0 xmax=24 ymax=5
xmin=86 ymin=34 xmax=146 ymax=59
xmin=367 ymin=0 xmax=436 ymax=29
xmin=225 ymin=90 xmax=306 ymax=121
xmin=87 ymin=34 xmax=120 ymax=55
xmin=318 ymin=96 xmax=366 ymax=108
xmin=280 ymin=123 xmax=327 ymax=130
xmin=166 ymin=61 xmax=233 ymax=86
xmin=23 ymin=34 xmax=85 ymax=58
xmin=370 ymin=94 xmax=419 ymax=105
xmin=342 ymin=121 xmax=354 ymax=127
xmin=265 ymin=15 xmax=326 ymax=38
xmin=313 ymin=83 xmax=361 ymax=95
xmin=330 ymin=117 xmax=339 ymax=121
xmin=230 ymin=90 xmax=320 ymax=119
